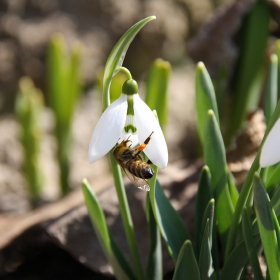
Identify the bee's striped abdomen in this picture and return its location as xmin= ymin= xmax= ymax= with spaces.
xmin=126 ymin=160 xmax=154 ymax=179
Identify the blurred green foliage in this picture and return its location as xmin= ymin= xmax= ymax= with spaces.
xmin=47 ymin=33 xmax=82 ymax=194
xmin=15 ymin=77 xmax=44 ymax=202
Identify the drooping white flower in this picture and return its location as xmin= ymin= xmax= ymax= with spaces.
xmin=260 ymin=117 xmax=280 ymax=167
xmin=88 ymin=79 xmax=168 ymax=168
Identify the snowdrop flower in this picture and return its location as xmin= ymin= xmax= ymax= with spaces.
xmin=260 ymin=117 xmax=280 ymax=167
xmin=88 ymin=79 xmax=168 ymax=168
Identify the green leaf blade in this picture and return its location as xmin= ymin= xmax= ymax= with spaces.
xmin=173 ymin=240 xmax=200 ymax=280
xmin=102 ymin=16 xmax=156 ymax=110
xmin=242 ymin=208 xmax=264 ymax=280
xmin=82 ymin=179 xmax=135 ymax=280
xmin=195 ymin=166 xmax=214 ymax=255
xmin=145 ymin=58 xmax=171 ymax=129
xmin=265 ymin=54 xmax=278 ymax=124
xmin=227 ymin=169 xmax=239 ymax=208
xmin=204 ymin=110 xmax=234 ymax=250
xmin=227 ymin=0 xmax=270 ymax=140
xmin=220 ymin=239 xmax=250 ymax=280
xmin=253 ymin=173 xmax=280 ymax=280
xmin=195 ymin=62 xmax=219 ymax=143
xmin=149 ymin=179 xmax=190 ymax=261
xmin=145 ymin=195 xmax=162 ymax=280
xmin=198 ymin=220 xmax=214 ymax=280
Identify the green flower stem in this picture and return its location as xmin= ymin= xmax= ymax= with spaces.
xmin=120 ymin=67 xmax=133 ymax=80
xmin=103 ymin=66 xmax=143 ymax=279
xmin=225 ymin=155 xmax=260 ymax=259
xmin=109 ymin=152 xmax=144 ymax=280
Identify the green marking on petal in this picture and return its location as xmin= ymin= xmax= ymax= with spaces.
xmin=124 ymin=125 xmax=137 ymax=133
xmin=127 ymin=96 xmax=134 ymax=116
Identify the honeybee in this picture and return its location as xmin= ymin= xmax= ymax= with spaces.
xmin=113 ymin=132 xmax=154 ymax=191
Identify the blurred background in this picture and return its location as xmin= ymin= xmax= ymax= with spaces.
xmin=0 ymin=0 xmax=234 ymax=212
xmin=2 ymin=0 xmax=280 ymax=278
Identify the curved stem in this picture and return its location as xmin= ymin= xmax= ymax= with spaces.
xmin=102 ymin=67 xmax=132 ymax=111
xmin=120 ymin=67 xmax=132 ymax=80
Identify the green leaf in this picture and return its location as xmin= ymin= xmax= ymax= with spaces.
xmin=271 ymin=186 xmax=280 ymax=217
xmin=47 ymin=33 xmax=65 ymax=120
xmin=195 ymin=166 xmax=214 ymax=255
xmin=48 ymin=33 xmax=81 ymax=126
xmin=145 ymin=195 xmax=162 ymax=280
xmin=102 ymin=16 xmax=156 ymax=110
xmin=173 ymin=240 xmax=200 ymax=280
xmin=271 ymin=204 xmax=280 ymax=257
xmin=15 ymin=77 xmax=44 ymax=200
xmin=227 ymin=0 xmax=270 ymax=140
xmin=82 ymin=179 xmax=136 ymax=280
xmin=198 ymin=220 xmax=214 ymax=280
xmin=66 ymin=42 xmax=82 ymax=122
xmin=47 ymin=34 xmax=82 ymax=194
xmin=145 ymin=58 xmax=171 ymax=129
xmin=253 ymin=173 xmax=280 ymax=280
xmin=275 ymin=40 xmax=280 ymax=99
xmin=265 ymin=54 xmax=278 ymax=124
xmin=195 ymin=62 xmax=219 ymax=143
xmin=149 ymin=179 xmax=190 ymax=261
xmin=199 ymin=200 xmax=218 ymax=269
xmin=227 ymin=169 xmax=239 ymax=208
xmin=242 ymin=208 xmax=264 ymax=280
xmin=220 ymin=237 xmax=258 ymax=280
xmin=204 ymin=110 xmax=234 ymax=250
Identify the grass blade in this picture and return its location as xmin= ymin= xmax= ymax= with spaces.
xmin=220 ymin=238 xmax=257 ymax=280
xmin=227 ymin=0 xmax=270 ymax=141
xmin=265 ymin=164 xmax=280 ymax=189
xmin=199 ymin=219 xmax=214 ymax=280
xmin=149 ymin=177 xmax=190 ymax=261
xmin=145 ymin=194 xmax=162 ymax=280
xmin=253 ymin=173 xmax=280 ymax=280
xmin=242 ymin=208 xmax=264 ymax=280
xmin=15 ymin=77 xmax=44 ymax=201
xmin=145 ymin=58 xmax=171 ymax=129
xmin=82 ymin=179 xmax=136 ymax=280
xmin=265 ymin=54 xmax=278 ymax=123
xmin=227 ymin=169 xmax=239 ymax=208
xmin=195 ymin=62 xmax=219 ymax=143
xmin=204 ymin=110 xmax=234 ymax=250
xmin=102 ymin=16 xmax=156 ymax=110
xmin=173 ymin=240 xmax=200 ymax=280
xmin=195 ymin=166 xmax=214 ymax=255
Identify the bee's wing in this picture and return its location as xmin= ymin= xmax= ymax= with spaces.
xmin=123 ymin=168 xmax=150 ymax=191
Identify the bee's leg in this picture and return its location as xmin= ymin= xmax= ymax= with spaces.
xmin=147 ymin=160 xmax=153 ymax=165
xmin=134 ymin=131 xmax=154 ymax=156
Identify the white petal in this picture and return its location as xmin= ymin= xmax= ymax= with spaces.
xmin=260 ymin=117 xmax=280 ymax=167
xmin=133 ymin=94 xmax=168 ymax=168
xmin=88 ymin=94 xmax=127 ymax=163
